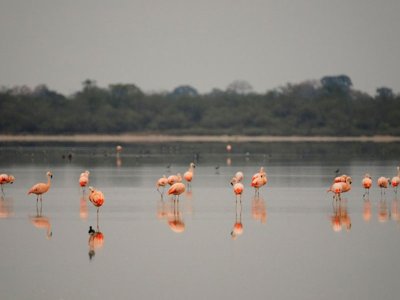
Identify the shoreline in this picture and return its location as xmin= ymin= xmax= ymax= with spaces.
xmin=1 ymin=134 xmax=400 ymax=143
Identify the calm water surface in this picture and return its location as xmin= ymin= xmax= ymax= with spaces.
xmin=0 ymin=142 xmax=399 ymax=300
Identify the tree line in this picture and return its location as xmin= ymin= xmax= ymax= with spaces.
xmin=1 ymin=76 xmax=399 ymax=136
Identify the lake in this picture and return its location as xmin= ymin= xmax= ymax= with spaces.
xmin=0 ymin=141 xmax=399 ymax=300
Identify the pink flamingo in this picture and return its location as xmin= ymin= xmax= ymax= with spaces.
xmin=28 ymin=171 xmax=53 ymax=203
xmin=0 ymin=174 xmax=15 ymax=193
xmin=79 ymin=170 xmax=90 ymax=188
xmin=156 ymin=175 xmax=169 ymax=194
xmin=167 ymin=173 xmax=182 ymax=186
xmin=362 ymin=173 xmax=372 ymax=197
xmin=327 ymin=175 xmax=352 ymax=200
xmin=391 ymin=166 xmax=400 ymax=193
xmin=230 ymin=176 xmax=244 ymax=201
xmin=234 ymin=171 xmax=244 ymax=182
xmin=88 ymin=186 xmax=105 ymax=214
xmin=183 ymin=162 xmax=196 ymax=188
xmin=251 ymin=167 xmax=267 ymax=196
xmin=168 ymin=182 xmax=186 ymax=200
xmin=377 ymin=176 xmax=390 ymax=197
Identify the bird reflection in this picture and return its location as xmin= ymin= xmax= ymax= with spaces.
xmin=363 ymin=197 xmax=372 ymax=222
xmin=0 ymin=195 xmax=14 ymax=218
xmin=88 ymin=225 xmax=104 ymax=260
xmin=330 ymin=199 xmax=351 ymax=232
xmin=391 ymin=198 xmax=399 ymax=222
xmin=29 ymin=202 xmax=52 ymax=239
xmin=252 ymin=196 xmax=267 ymax=224
xmin=231 ymin=197 xmax=243 ymax=240
xmin=156 ymin=197 xmax=168 ymax=220
xmin=167 ymin=198 xmax=185 ymax=233
xmin=378 ymin=198 xmax=390 ymax=223
xmin=80 ymin=193 xmax=88 ymax=220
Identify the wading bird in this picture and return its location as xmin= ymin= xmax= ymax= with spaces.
xmin=327 ymin=175 xmax=352 ymax=201
xmin=362 ymin=173 xmax=372 ymax=197
xmin=28 ymin=171 xmax=53 ymax=203
xmin=391 ymin=166 xmax=400 ymax=193
xmin=0 ymin=174 xmax=15 ymax=193
xmin=168 ymin=182 xmax=186 ymax=201
xmin=88 ymin=186 xmax=105 ymax=214
xmin=79 ymin=170 xmax=90 ymax=189
xmin=183 ymin=162 xmax=196 ymax=188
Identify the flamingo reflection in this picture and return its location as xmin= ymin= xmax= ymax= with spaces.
xmin=0 ymin=195 xmax=14 ymax=218
xmin=252 ymin=196 xmax=267 ymax=224
xmin=231 ymin=196 xmax=243 ymax=240
xmin=391 ymin=197 xmax=399 ymax=222
xmin=80 ymin=193 xmax=88 ymax=220
xmin=363 ymin=197 xmax=372 ymax=222
xmin=330 ymin=199 xmax=351 ymax=232
xmin=378 ymin=198 xmax=390 ymax=223
xmin=167 ymin=198 xmax=185 ymax=233
xmin=29 ymin=202 xmax=52 ymax=239
xmin=88 ymin=225 xmax=104 ymax=260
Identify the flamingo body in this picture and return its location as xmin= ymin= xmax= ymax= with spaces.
xmin=362 ymin=174 xmax=372 ymax=189
xmin=88 ymin=187 xmax=105 ymax=208
xmin=377 ymin=177 xmax=390 ymax=188
xmin=28 ymin=171 xmax=53 ymax=199
xmin=167 ymin=173 xmax=182 ymax=186
xmin=168 ymin=182 xmax=186 ymax=196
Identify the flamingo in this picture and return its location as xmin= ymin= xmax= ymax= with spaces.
xmin=79 ymin=170 xmax=90 ymax=188
xmin=0 ymin=174 xmax=15 ymax=193
xmin=88 ymin=186 xmax=105 ymax=214
xmin=28 ymin=171 xmax=53 ymax=203
xmin=230 ymin=176 xmax=244 ymax=201
xmin=88 ymin=229 xmax=104 ymax=260
xmin=391 ymin=166 xmax=400 ymax=193
xmin=156 ymin=175 xmax=168 ymax=194
xmin=167 ymin=173 xmax=182 ymax=186
xmin=327 ymin=175 xmax=352 ymax=200
xmin=183 ymin=162 xmax=196 ymax=188
xmin=167 ymin=198 xmax=185 ymax=233
xmin=377 ymin=177 xmax=390 ymax=196
xmin=362 ymin=173 xmax=372 ymax=197
xmin=167 ymin=182 xmax=186 ymax=200
xmin=234 ymin=171 xmax=244 ymax=182
xmin=251 ymin=167 xmax=267 ymax=195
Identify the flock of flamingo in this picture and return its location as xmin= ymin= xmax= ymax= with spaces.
xmin=1 ymin=145 xmax=400 ymax=241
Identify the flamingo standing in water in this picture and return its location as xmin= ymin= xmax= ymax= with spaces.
xmin=28 ymin=171 xmax=53 ymax=203
xmin=88 ymin=186 xmax=105 ymax=214
xmin=167 ymin=173 xmax=182 ymax=186
xmin=327 ymin=175 xmax=352 ymax=201
xmin=156 ymin=175 xmax=169 ymax=194
xmin=362 ymin=173 xmax=372 ymax=197
xmin=79 ymin=170 xmax=90 ymax=189
xmin=0 ymin=174 xmax=15 ymax=193
xmin=377 ymin=176 xmax=390 ymax=197
xmin=230 ymin=176 xmax=244 ymax=201
xmin=251 ymin=167 xmax=267 ymax=196
xmin=168 ymin=182 xmax=186 ymax=201
xmin=183 ymin=162 xmax=196 ymax=189
xmin=391 ymin=166 xmax=400 ymax=193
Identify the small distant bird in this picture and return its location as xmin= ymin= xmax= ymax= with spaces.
xmin=362 ymin=173 xmax=372 ymax=196
xmin=79 ymin=170 xmax=90 ymax=188
xmin=116 ymin=145 xmax=123 ymax=153
xmin=168 ymin=182 xmax=186 ymax=200
xmin=88 ymin=186 xmax=105 ymax=213
xmin=226 ymin=144 xmax=232 ymax=152
xmin=167 ymin=173 xmax=182 ymax=186
xmin=0 ymin=174 xmax=15 ymax=193
xmin=28 ymin=171 xmax=53 ymax=203
xmin=156 ymin=175 xmax=168 ymax=193
xmin=183 ymin=162 xmax=196 ymax=186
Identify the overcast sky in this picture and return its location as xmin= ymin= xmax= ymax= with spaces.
xmin=1 ymin=0 xmax=399 ymax=95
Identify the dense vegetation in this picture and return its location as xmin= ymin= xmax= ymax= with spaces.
xmin=1 ymin=76 xmax=399 ymax=136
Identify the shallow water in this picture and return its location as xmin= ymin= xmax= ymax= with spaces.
xmin=0 ymin=142 xmax=399 ymax=300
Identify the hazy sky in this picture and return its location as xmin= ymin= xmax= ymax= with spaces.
xmin=1 ymin=0 xmax=399 ymax=95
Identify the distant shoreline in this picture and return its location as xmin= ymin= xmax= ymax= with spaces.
xmin=1 ymin=134 xmax=400 ymax=143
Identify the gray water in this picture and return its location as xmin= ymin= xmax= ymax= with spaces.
xmin=0 ymin=142 xmax=399 ymax=300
